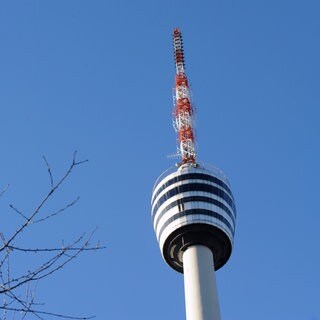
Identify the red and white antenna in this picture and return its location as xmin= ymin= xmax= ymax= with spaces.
xmin=172 ymin=28 xmax=196 ymax=165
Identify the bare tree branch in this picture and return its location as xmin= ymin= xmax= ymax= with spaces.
xmin=0 ymin=306 xmax=95 ymax=320
xmin=6 ymin=245 xmax=105 ymax=253
xmin=33 ymin=197 xmax=80 ymax=224
xmin=0 ymin=152 xmax=88 ymax=253
xmin=0 ymin=152 xmax=102 ymax=320
xmin=9 ymin=205 xmax=28 ymax=221
xmin=42 ymin=156 xmax=54 ymax=190
xmin=1 ymin=234 xmax=86 ymax=293
xmin=0 ymin=185 xmax=9 ymax=199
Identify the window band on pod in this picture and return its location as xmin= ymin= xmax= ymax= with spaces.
xmin=152 ymin=173 xmax=234 ymax=205
xmin=153 ymin=195 xmax=235 ymax=231
xmin=152 ymin=183 xmax=236 ymax=218
xmin=157 ymin=208 xmax=235 ymax=241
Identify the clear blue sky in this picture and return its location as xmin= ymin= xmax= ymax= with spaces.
xmin=0 ymin=1 xmax=319 ymax=319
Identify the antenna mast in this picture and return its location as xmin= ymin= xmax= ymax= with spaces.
xmin=172 ymin=28 xmax=196 ymax=165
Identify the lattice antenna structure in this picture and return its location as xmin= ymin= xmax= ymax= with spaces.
xmin=172 ymin=28 xmax=196 ymax=165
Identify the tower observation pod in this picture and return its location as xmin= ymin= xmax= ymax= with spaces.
xmin=151 ymin=29 xmax=237 ymax=320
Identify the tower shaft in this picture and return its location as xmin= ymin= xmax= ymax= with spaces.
xmin=183 ymin=245 xmax=221 ymax=320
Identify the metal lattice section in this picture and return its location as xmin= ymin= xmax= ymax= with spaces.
xmin=172 ymin=28 xmax=196 ymax=164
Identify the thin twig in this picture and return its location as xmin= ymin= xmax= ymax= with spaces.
xmin=0 ymin=306 xmax=95 ymax=320
xmin=43 ymin=156 xmax=54 ymax=189
xmin=7 ymin=245 xmax=105 ymax=253
xmin=33 ymin=197 xmax=80 ymax=224
xmin=9 ymin=205 xmax=28 ymax=221
xmin=72 ymin=151 xmax=88 ymax=166
xmin=0 ymin=184 xmax=9 ymax=198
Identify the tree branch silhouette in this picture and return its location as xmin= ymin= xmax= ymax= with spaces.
xmin=0 ymin=152 xmax=104 ymax=320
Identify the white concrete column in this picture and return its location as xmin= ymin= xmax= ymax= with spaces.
xmin=183 ymin=245 xmax=221 ymax=320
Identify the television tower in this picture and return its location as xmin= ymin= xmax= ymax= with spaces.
xmin=151 ymin=29 xmax=236 ymax=320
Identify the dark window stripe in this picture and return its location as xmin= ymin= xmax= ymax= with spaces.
xmin=158 ymin=208 xmax=234 ymax=241
xmin=152 ymin=173 xmax=233 ymax=205
xmin=153 ymin=196 xmax=235 ymax=230
xmin=152 ymin=183 xmax=236 ymax=217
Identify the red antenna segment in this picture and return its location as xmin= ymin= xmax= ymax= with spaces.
xmin=172 ymin=28 xmax=196 ymax=165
